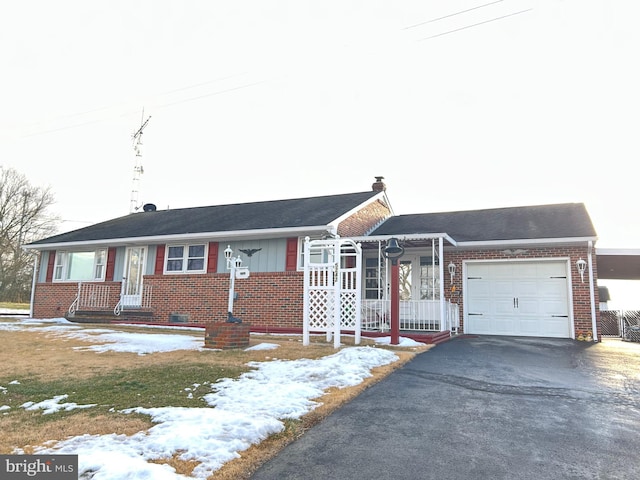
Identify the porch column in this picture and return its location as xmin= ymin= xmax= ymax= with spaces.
xmin=383 ymin=238 xmax=404 ymax=346
xmin=390 ymin=260 xmax=400 ymax=345
xmin=439 ymin=237 xmax=446 ymax=331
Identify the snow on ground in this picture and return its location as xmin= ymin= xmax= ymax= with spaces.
xmin=0 ymin=308 xmax=30 ymax=315
xmin=21 ymin=394 xmax=97 ymax=415
xmin=3 ymin=317 xmax=401 ymax=479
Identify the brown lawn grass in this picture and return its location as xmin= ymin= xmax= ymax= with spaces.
xmin=0 ymin=318 xmax=431 ymax=478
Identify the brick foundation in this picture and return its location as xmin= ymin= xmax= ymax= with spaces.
xmin=204 ymin=322 xmax=251 ymax=349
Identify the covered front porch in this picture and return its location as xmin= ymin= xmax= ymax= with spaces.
xmin=356 ymin=233 xmax=460 ymax=337
xmin=303 ymin=234 xmax=460 ymax=346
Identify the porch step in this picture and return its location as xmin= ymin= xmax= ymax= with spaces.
xmin=403 ymin=330 xmax=453 ymax=345
xmin=68 ymin=310 xmax=153 ymax=324
xmin=67 ymin=311 xmax=117 ymax=324
xmin=359 ymin=330 xmax=454 ymax=345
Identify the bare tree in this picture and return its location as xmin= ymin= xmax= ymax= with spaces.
xmin=0 ymin=166 xmax=59 ymax=302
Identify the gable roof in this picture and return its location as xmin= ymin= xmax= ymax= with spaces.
xmin=27 ymin=190 xmax=383 ymax=248
xmin=370 ymin=203 xmax=597 ymax=244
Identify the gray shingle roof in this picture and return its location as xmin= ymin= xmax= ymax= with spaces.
xmin=29 ymin=191 xmax=381 ymax=246
xmin=371 ymin=203 xmax=597 ymax=242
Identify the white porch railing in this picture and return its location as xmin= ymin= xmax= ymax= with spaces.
xmin=361 ymin=299 xmax=459 ymax=333
xmin=114 ymin=285 xmax=153 ymax=316
xmin=68 ymin=282 xmax=112 ymax=315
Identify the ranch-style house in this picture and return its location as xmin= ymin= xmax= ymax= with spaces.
xmin=25 ymin=177 xmax=608 ymax=343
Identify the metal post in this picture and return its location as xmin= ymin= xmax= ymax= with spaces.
xmin=223 ymin=245 xmax=244 ymax=323
xmin=228 ymin=262 xmax=236 ymax=320
xmin=383 ymin=238 xmax=404 ymax=346
xmin=390 ymin=259 xmax=400 ymax=345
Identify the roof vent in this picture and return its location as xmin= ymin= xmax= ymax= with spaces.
xmin=142 ymin=203 xmax=157 ymax=212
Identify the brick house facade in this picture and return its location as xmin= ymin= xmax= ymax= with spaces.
xmin=25 ymin=178 xmax=601 ymax=342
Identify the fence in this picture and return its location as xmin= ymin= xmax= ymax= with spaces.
xmin=600 ymin=309 xmax=640 ymax=341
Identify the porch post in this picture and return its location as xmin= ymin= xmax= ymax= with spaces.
xmin=390 ymin=260 xmax=400 ymax=345
xmin=383 ymin=238 xmax=404 ymax=346
xmin=439 ymin=237 xmax=446 ymax=331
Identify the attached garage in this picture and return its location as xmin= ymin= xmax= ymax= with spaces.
xmin=465 ymin=260 xmax=572 ymax=338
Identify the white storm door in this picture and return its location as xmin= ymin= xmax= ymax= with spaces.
xmin=122 ymin=247 xmax=146 ymax=308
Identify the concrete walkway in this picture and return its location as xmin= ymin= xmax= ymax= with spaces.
xmin=251 ymin=336 xmax=640 ymax=480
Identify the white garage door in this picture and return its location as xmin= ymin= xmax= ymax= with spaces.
xmin=465 ymin=261 xmax=571 ymax=338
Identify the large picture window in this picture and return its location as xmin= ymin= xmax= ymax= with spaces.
xmin=53 ymin=249 xmax=107 ymax=282
xmin=165 ymin=244 xmax=207 ymax=273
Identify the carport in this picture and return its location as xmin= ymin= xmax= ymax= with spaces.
xmin=596 ymin=248 xmax=640 ymax=339
xmin=596 ymin=248 xmax=640 ymax=280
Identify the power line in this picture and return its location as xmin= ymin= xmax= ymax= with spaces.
xmin=154 ymin=81 xmax=267 ymax=110
xmin=418 ymin=8 xmax=533 ymax=41
xmin=404 ymin=0 xmax=505 ymax=30
xmin=10 ymin=78 xmax=264 ymax=140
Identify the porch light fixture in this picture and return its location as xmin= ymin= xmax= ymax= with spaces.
xmin=448 ymin=262 xmax=456 ymax=284
xmin=383 ymin=238 xmax=404 ymax=346
xmin=576 ymin=258 xmax=587 ymax=283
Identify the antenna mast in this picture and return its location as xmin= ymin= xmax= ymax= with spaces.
xmin=130 ymin=110 xmax=151 ymax=213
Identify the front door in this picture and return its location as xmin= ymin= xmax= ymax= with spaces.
xmin=398 ymin=255 xmax=441 ymax=327
xmin=122 ymin=247 xmax=146 ymax=308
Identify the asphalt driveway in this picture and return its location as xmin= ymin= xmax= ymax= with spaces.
xmin=251 ymin=336 xmax=640 ymax=480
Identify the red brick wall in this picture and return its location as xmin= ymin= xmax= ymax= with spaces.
xmin=32 ymin=272 xmax=304 ymax=328
xmin=204 ymin=322 xmax=251 ymax=349
xmin=143 ymin=271 xmax=304 ymax=328
xmin=444 ymin=246 xmax=600 ymax=338
xmin=31 ymin=244 xmax=600 ymax=339
xmin=337 ymin=199 xmax=391 ymax=237
xmin=32 ymin=281 xmax=122 ymax=318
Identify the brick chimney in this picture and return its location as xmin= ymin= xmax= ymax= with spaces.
xmin=372 ymin=176 xmax=386 ymax=192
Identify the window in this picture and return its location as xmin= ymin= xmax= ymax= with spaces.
xmin=53 ymin=249 xmax=107 ymax=282
xmin=364 ymin=256 xmax=385 ymax=299
xmin=165 ymin=244 xmax=207 ymax=273
xmin=298 ymin=236 xmax=332 ymax=269
xmin=419 ymin=255 xmax=440 ymax=300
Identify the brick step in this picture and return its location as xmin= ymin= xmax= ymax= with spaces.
xmin=68 ymin=310 xmax=153 ymax=324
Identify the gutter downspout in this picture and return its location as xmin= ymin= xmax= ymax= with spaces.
xmin=587 ymin=241 xmax=598 ymax=342
xmin=29 ymin=251 xmax=38 ymax=318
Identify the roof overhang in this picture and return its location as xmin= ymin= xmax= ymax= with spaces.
xmin=454 ymin=236 xmax=598 ymax=249
xmin=23 ymin=225 xmax=333 ymax=251
xmin=349 ymin=233 xmax=457 ymax=248
xmin=596 ymin=248 xmax=640 ymax=280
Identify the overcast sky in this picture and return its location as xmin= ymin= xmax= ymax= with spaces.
xmin=1 ymin=0 xmax=638 ymax=257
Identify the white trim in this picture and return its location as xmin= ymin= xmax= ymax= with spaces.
xmin=463 ymin=257 xmax=574 ymax=338
xmin=23 ymin=225 xmax=331 ymax=250
xmin=588 ymin=241 xmax=598 ymax=342
xmin=350 ymin=233 xmax=458 ymax=246
xmin=456 ymin=236 xmax=598 ymax=248
xmin=52 ymin=249 xmax=107 ymax=283
xmin=163 ymin=242 xmax=208 ymax=275
xmin=329 ymin=191 xmax=394 ymax=229
xmin=595 ymin=248 xmax=640 ymax=256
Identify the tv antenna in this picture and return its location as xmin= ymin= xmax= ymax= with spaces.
xmin=130 ymin=110 xmax=151 ymax=213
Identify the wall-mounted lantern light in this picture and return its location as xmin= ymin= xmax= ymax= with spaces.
xmin=576 ymin=258 xmax=587 ymax=283
xmin=448 ymin=262 xmax=456 ymax=284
